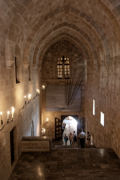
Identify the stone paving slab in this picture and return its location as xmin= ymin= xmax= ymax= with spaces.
xmin=9 ymin=148 xmax=120 ymax=180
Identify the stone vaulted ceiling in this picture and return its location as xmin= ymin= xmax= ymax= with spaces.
xmin=1 ymin=0 xmax=120 ymax=70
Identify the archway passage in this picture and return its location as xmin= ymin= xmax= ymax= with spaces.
xmin=62 ymin=116 xmax=77 ymax=145
xmin=54 ymin=115 xmax=85 ymax=142
xmin=41 ymin=40 xmax=85 ymax=141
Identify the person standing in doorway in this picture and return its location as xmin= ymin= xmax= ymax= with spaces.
xmin=64 ymin=134 xmax=68 ymax=146
xmin=69 ymin=132 xmax=73 ymax=145
xmin=79 ymin=129 xmax=86 ymax=148
xmin=73 ymin=131 xmax=77 ymax=145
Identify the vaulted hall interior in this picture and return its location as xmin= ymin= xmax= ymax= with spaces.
xmin=0 ymin=0 xmax=120 ymax=179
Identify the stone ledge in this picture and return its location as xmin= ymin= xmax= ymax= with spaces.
xmin=21 ymin=136 xmax=50 ymax=152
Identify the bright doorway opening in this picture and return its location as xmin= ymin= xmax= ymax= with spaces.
xmin=62 ymin=116 xmax=77 ymax=145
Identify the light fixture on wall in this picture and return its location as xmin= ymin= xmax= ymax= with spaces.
xmin=46 ymin=117 xmax=49 ymax=122
xmin=0 ymin=106 xmax=15 ymax=131
xmin=7 ymin=106 xmax=15 ymax=123
xmin=24 ymin=95 xmax=27 ymax=104
xmin=0 ymin=111 xmax=4 ymax=130
xmin=41 ymin=85 xmax=46 ymax=90
xmin=0 ymin=112 xmax=3 ymax=126
xmin=36 ymin=89 xmax=40 ymax=95
xmin=11 ymin=106 xmax=15 ymax=120
xmin=23 ymin=89 xmax=40 ymax=107
xmin=41 ymin=128 xmax=46 ymax=136
xmin=28 ymin=94 xmax=32 ymax=101
xmin=7 ymin=111 xmax=10 ymax=123
xmin=24 ymin=94 xmax=32 ymax=105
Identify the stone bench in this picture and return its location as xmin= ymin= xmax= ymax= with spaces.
xmin=21 ymin=136 xmax=50 ymax=152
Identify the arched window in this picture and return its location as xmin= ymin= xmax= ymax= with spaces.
xmin=57 ymin=56 xmax=70 ymax=79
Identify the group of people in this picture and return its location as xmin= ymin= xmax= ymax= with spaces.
xmin=64 ymin=131 xmax=77 ymax=146
xmin=64 ymin=129 xmax=90 ymax=148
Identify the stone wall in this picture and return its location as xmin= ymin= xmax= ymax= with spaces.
xmin=85 ymin=57 xmax=120 ymax=157
xmin=0 ymin=37 xmax=40 ymax=180
xmin=46 ymin=84 xmax=82 ymax=112
xmin=1 ymin=0 xmax=120 ymax=179
xmin=0 ymin=96 xmax=40 ymax=180
xmin=42 ymin=40 xmax=85 ymax=81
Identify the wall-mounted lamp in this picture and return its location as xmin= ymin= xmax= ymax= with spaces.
xmin=46 ymin=117 xmax=49 ymax=122
xmin=41 ymin=85 xmax=46 ymax=90
xmin=41 ymin=128 xmax=46 ymax=136
xmin=36 ymin=89 xmax=40 ymax=96
xmin=0 ymin=106 xmax=15 ymax=131
xmin=28 ymin=94 xmax=32 ymax=101
xmin=0 ymin=112 xmax=3 ymax=126
xmin=23 ymin=90 xmax=40 ymax=107
xmin=7 ymin=106 xmax=15 ymax=123
xmin=11 ymin=106 xmax=15 ymax=120
xmin=24 ymin=95 xmax=27 ymax=104
xmin=7 ymin=110 xmax=10 ymax=123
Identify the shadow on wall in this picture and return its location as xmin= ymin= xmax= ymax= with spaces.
xmin=77 ymin=117 xmax=85 ymax=132
xmin=31 ymin=120 xmax=34 ymax=136
xmin=18 ymin=98 xmax=40 ymax=137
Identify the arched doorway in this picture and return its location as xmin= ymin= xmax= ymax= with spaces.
xmin=62 ymin=116 xmax=77 ymax=145
xmin=62 ymin=116 xmax=77 ymax=135
xmin=54 ymin=115 xmax=85 ymax=142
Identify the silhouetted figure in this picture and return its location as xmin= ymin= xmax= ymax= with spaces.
xmin=69 ymin=132 xmax=73 ymax=145
xmin=87 ymin=131 xmax=91 ymax=146
xmin=64 ymin=134 xmax=68 ymax=145
xmin=79 ymin=129 xmax=86 ymax=148
xmin=73 ymin=131 xmax=77 ymax=144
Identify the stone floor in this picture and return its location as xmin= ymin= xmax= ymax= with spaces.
xmin=9 ymin=148 xmax=120 ymax=180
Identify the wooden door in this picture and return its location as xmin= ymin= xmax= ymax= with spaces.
xmin=55 ymin=118 xmax=62 ymax=141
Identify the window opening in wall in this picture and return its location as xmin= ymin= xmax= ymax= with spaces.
xmin=15 ymin=57 xmax=20 ymax=84
xmin=100 ymin=112 xmax=104 ymax=126
xmin=93 ymin=99 xmax=95 ymax=116
xmin=28 ymin=65 xmax=31 ymax=81
xmin=57 ymin=56 xmax=70 ymax=79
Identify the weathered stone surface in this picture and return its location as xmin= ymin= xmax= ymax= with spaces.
xmin=0 ymin=0 xmax=120 ymax=179
xmin=21 ymin=137 xmax=50 ymax=152
xmin=9 ymin=148 xmax=120 ymax=180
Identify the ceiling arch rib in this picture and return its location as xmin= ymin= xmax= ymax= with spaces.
xmin=20 ymin=1 xmax=120 ymax=67
xmin=32 ymin=26 xmax=99 ymax=70
xmin=3 ymin=0 xmax=120 ymax=38
xmin=22 ymin=10 xmax=106 ymax=66
xmin=4 ymin=0 xmax=120 ymax=71
xmin=5 ymin=0 xmax=120 ymax=30
xmin=23 ymin=20 xmax=105 ymax=71
xmin=29 ymin=20 xmax=104 ymax=71
xmin=100 ymin=0 xmax=120 ymax=28
xmin=35 ymin=33 xmax=92 ymax=69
